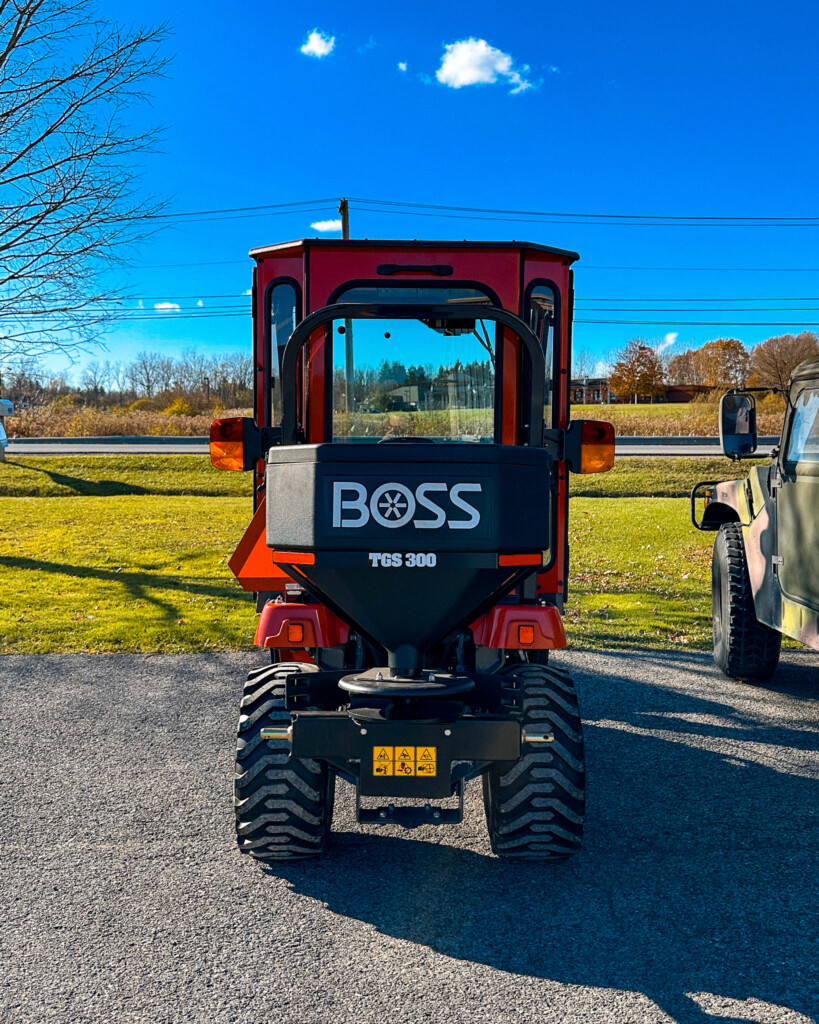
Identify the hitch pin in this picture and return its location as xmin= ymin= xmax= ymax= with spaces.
xmin=522 ymin=728 xmax=554 ymax=745
xmin=260 ymin=725 xmax=292 ymax=743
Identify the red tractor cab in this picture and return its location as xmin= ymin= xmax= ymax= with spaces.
xmin=211 ymin=238 xmax=613 ymax=860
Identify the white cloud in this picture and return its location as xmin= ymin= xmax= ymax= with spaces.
xmin=548 ymin=65 xmax=560 ymax=74
xmin=300 ymin=29 xmax=335 ymax=59
xmin=656 ymin=332 xmax=678 ymax=354
xmin=154 ymin=301 xmax=180 ymax=312
xmin=595 ymin=359 xmax=612 ymax=377
xmin=197 ymin=299 xmax=203 ymax=307
xmin=243 ymin=288 xmax=252 ymax=296
xmin=398 ymin=61 xmax=407 ymax=72
xmin=137 ymin=299 xmax=143 ymax=309
xmin=436 ymin=38 xmax=533 ymax=95
xmin=311 ymin=218 xmax=342 ymax=232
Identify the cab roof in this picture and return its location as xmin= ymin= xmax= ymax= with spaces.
xmin=249 ymin=238 xmax=580 ymax=264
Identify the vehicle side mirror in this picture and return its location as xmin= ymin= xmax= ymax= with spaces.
xmin=719 ymin=393 xmax=757 ymax=459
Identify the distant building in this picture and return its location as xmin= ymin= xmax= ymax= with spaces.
xmin=570 ymin=378 xmax=712 ymax=405
xmin=387 ymin=370 xmax=493 ymax=412
xmin=570 ymin=378 xmax=612 ymax=404
xmin=663 ymin=383 xmax=712 ymax=402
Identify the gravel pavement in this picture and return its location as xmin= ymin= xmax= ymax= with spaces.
xmin=2 ymin=649 xmax=818 ymax=1024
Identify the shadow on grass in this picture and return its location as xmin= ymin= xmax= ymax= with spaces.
xmin=263 ymin=650 xmax=819 ymax=1024
xmin=0 ymin=554 xmax=243 ymax=623
xmin=1 ymin=459 xmax=244 ymax=497
xmin=3 ymin=459 xmax=151 ymax=496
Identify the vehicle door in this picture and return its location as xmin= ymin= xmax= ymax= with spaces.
xmin=776 ymin=383 xmax=819 ymax=611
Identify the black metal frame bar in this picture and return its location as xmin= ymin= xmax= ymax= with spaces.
xmin=690 ymin=480 xmax=724 ymax=530
xmin=279 ymin=302 xmax=546 ymax=447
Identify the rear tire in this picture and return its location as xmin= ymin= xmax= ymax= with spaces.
xmin=712 ymin=523 xmax=781 ymax=681
xmin=483 ymin=661 xmax=585 ymax=859
xmin=234 ymin=662 xmax=335 ymax=861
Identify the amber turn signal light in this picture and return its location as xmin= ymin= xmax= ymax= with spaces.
xmin=579 ymin=420 xmax=615 ymax=474
xmin=287 ymin=623 xmax=305 ymax=644
xmin=210 ymin=418 xmax=245 ymax=471
xmin=518 ymin=625 xmax=536 ymax=645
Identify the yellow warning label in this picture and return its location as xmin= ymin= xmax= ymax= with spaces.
xmin=370 ymin=744 xmax=437 ymax=778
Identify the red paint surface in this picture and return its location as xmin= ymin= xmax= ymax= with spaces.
xmin=255 ymin=602 xmax=350 ymax=649
xmin=470 ymin=604 xmax=566 ymax=650
xmin=239 ymin=240 xmax=577 ymax=614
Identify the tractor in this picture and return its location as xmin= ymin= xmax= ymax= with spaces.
xmin=210 ymin=238 xmax=614 ymax=859
xmin=691 ymin=355 xmax=819 ymax=679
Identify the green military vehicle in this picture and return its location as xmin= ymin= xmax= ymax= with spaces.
xmin=691 ymin=355 xmax=819 ymax=680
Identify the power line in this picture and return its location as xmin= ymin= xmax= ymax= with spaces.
xmin=349 ymin=196 xmax=819 ymax=224
xmin=85 ymin=193 xmax=819 ymax=230
xmin=583 ymin=265 xmax=819 ymax=272
xmin=138 ymin=198 xmax=338 ymax=221
xmin=575 ymin=306 xmax=819 ymax=313
xmin=348 ymin=206 xmax=819 ymax=229
xmin=128 ymin=259 xmax=248 ymax=269
xmin=578 ymin=296 xmax=819 ymax=301
xmin=575 ymin=318 xmax=819 ymax=326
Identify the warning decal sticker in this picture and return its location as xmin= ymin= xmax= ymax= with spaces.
xmin=371 ymin=744 xmax=437 ymax=778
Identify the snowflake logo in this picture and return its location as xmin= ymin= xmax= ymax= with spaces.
xmin=378 ymin=491 xmax=408 ymax=519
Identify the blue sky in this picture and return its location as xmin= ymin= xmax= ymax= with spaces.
xmin=61 ymin=0 xmax=819 ymax=378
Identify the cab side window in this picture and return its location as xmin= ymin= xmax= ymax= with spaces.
xmin=785 ymin=388 xmax=819 ymax=468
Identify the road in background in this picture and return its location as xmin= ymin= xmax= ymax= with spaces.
xmin=2 ymin=649 xmax=817 ymax=1024
xmin=4 ymin=436 xmax=780 ymax=456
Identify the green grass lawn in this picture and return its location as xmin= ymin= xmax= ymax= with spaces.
xmin=0 ymin=496 xmax=256 ymax=654
xmin=0 ymin=454 xmax=761 ymax=499
xmin=0 ymin=455 xmax=250 ymax=497
xmin=0 ymin=492 xmax=719 ymax=654
xmin=567 ymin=497 xmax=713 ymax=649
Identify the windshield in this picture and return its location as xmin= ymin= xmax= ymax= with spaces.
xmin=331 ymin=315 xmax=497 ymax=442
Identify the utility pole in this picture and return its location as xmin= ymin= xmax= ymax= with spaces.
xmin=339 ymin=198 xmax=354 ymax=415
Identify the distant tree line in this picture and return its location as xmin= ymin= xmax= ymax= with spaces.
xmin=333 ymin=358 xmax=494 ymax=412
xmin=1 ymin=350 xmax=253 ymax=409
xmin=602 ymin=331 xmax=819 ymax=403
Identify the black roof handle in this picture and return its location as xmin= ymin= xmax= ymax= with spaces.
xmin=279 ymin=302 xmax=546 ymax=447
xmin=377 ymin=264 xmax=453 ymax=276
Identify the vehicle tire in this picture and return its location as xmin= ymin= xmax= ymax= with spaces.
xmin=234 ymin=661 xmax=335 ymax=861
xmin=712 ymin=523 xmax=781 ymax=681
xmin=483 ymin=661 xmax=585 ymax=859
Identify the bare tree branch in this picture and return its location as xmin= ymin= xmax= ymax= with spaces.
xmin=0 ymin=0 xmax=169 ymax=361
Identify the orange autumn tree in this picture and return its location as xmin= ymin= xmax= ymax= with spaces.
xmin=609 ymin=340 xmax=666 ymax=403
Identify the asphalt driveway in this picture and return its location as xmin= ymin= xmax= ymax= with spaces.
xmin=1 ymin=649 xmax=817 ymax=1024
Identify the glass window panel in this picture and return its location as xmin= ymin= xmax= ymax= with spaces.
xmin=331 ymin=315 xmax=496 ymax=442
xmin=336 ymin=285 xmax=492 ymax=306
xmin=527 ymin=284 xmax=555 ymax=428
xmin=269 ymin=283 xmax=297 ymax=424
xmin=786 ymin=388 xmax=819 ymax=466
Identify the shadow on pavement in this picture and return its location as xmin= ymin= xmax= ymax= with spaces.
xmin=267 ymin=652 xmax=819 ymax=1024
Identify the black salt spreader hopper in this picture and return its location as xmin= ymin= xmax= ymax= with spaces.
xmin=211 ymin=238 xmax=614 ymax=859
